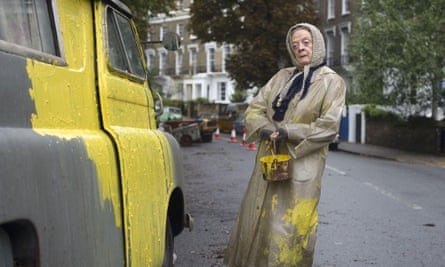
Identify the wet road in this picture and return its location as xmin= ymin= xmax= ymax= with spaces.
xmin=175 ymin=135 xmax=445 ymax=266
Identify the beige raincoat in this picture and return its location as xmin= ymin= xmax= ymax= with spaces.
xmin=224 ymin=23 xmax=346 ymax=267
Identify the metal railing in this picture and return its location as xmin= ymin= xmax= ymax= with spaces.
xmin=157 ymin=64 xmax=225 ymax=76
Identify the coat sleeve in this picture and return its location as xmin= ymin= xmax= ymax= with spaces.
xmin=244 ymin=86 xmax=275 ymax=143
xmin=245 ymin=67 xmax=295 ymax=143
xmin=285 ymin=74 xmax=346 ymax=159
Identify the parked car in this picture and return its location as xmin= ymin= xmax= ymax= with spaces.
xmin=218 ymin=103 xmax=248 ymax=134
xmin=233 ymin=113 xmax=246 ymax=134
xmin=157 ymin=106 xmax=183 ymax=123
xmin=218 ymin=113 xmax=245 ymax=134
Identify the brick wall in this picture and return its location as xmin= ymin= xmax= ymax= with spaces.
xmin=366 ymin=120 xmax=445 ymax=154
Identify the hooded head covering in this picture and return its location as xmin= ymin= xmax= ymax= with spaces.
xmin=272 ymin=23 xmax=327 ymax=121
xmin=286 ymin=23 xmax=326 ymax=69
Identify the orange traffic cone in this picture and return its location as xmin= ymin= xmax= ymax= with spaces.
xmin=247 ymin=142 xmax=257 ymax=151
xmin=240 ymin=128 xmax=246 ymax=146
xmin=214 ymin=127 xmax=221 ymax=140
xmin=229 ymin=126 xmax=238 ymax=143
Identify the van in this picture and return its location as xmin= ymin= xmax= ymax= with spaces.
xmin=0 ymin=0 xmax=191 ymax=266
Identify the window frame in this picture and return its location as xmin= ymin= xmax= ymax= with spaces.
xmin=0 ymin=0 xmax=66 ymax=65
xmin=105 ymin=5 xmax=147 ymax=81
xmin=327 ymin=0 xmax=335 ymax=20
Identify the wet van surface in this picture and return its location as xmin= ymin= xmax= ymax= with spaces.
xmin=0 ymin=0 xmax=190 ymax=266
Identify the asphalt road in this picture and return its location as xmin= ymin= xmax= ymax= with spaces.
xmin=175 ymin=135 xmax=445 ymax=266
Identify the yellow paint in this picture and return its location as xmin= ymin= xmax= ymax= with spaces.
xmin=24 ymin=0 xmax=175 ymax=265
xmin=26 ymin=0 xmax=124 ymax=228
xmin=271 ymin=194 xmax=278 ymax=213
xmin=272 ymin=198 xmax=318 ymax=265
xmin=281 ymin=198 xmax=318 ymax=236
xmin=93 ymin=2 xmax=172 ymax=265
xmin=273 ymin=234 xmax=303 ymax=265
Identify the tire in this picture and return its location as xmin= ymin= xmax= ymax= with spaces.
xmin=180 ymin=135 xmax=193 ymax=146
xmin=162 ymin=219 xmax=174 ymax=267
xmin=201 ymin=134 xmax=212 ymax=143
xmin=0 ymin=228 xmax=13 ymax=267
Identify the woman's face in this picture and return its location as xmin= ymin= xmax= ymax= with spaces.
xmin=291 ymin=28 xmax=313 ymax=66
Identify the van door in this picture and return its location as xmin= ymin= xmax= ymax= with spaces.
xmin=94 ymin=1 xmax=173 ymax=265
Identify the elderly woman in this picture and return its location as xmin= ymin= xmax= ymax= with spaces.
xmin=224 ymin=23 xmax=346 ymax=266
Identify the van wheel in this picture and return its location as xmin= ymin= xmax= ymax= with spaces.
xmin=162 ymin=219 xmax=174 ymax=267
xmin=201 ymin=134 xmax=212 ymax=143
xmin=0 ymin=228 xmax=13 ymax=266
xmin=180 ymin=135 xmax=193 ymax=146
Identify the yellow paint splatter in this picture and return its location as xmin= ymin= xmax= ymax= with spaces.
xmin=271 ymin=194 xmax=278 ymax=213
xmin=273 ymin=234 xmax=303 ymax=265
xmin=270 ymin=198 xmax=318 ymax=265
xmin=261 ymin=208 xmax=267 ymax=218
xmin=281 ymin=198 xmax=318 ymax=236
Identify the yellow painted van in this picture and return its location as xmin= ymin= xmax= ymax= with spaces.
xmin=0 ymin=0 xmax=191 ymax=266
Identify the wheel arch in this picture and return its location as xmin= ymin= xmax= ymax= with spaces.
xmin=167 ymin=187 xmax=186 ymax=237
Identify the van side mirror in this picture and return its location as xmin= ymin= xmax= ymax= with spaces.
xmin=162 ymin=32 xmax=181 ymax=51
xmin=153 ymin=90 xmax=164 ymax=117
xmin=141 ymin=32 xmax=181 ymax=51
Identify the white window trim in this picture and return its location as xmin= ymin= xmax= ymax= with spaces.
xmin=339 ymin=22 xmax=352 ymax=64
xmin=205 ymin=42 xmax=217 ymax=73
xmin=187 ymin=44 xmax=199 ymax=75
xmin=176 ymin=23 xmax=184 ymax=37
xmin=327 ymin=0 xmax=335 ymax=20
xmin=222 ymin=44 xmax=232 ymax=72
xmin=338 ymin=22 xmax=352 ymax=34
xmin=341 ymin=0 xmax=351 ymax=15
xmin=175 ymin=48 xmax=183 ymax=75
xmin=324 ymin=27 xmax=336 ymax=67
xmin=145 ymin=49 xmax=156 ymax=69
xmin=157 ymin=47 xmax=168 ymax=75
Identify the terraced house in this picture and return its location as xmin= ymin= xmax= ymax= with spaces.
xmin=147 ymin=0 xmax=235 ymax=103
xmin=146 ymin=0 xmax=356 ymax=103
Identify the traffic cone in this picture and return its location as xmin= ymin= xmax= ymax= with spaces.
xmin=229 ymin=126 xmax=238 ymax=143
xmin=247 ymin=142 xmax=257 ymax=151
xmin=240 ymin=128 xmax=246 ymax=146
xmin=214 ymin=127 xmax=221 ymax=140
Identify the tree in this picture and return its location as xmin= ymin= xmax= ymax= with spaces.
xmin=350 ymin=0 xmax=445 ymax=119
xmin=122 ymin=0 xmax=176 ymax=39
xmin=230 ymin=84 xmax=248 ymax=103
xmin=188 ymin=0 xmax=319 ymax=89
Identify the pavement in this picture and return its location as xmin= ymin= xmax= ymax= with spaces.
xmin=337 ymin=142 xmax=445 ymax=168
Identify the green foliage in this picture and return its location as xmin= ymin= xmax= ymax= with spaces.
xmin=194 ymin=97 xmax=210 ymax=104
xmin=405 ymin=116 xmax=438 ymax=127
xmin=230 ymin=85 xmax=247 ymax=103
xmin=122 ymin=0 xmax=176 ymax=39
xmin=188 ymin=0 xmax=319 ymax=89
xmin=362 ymin=105 xmax=402 ymax=123
xmin=350 ymin=0 xmax=445 ymax=119
xmin=163 ymin=98 xmax=184 ymax=108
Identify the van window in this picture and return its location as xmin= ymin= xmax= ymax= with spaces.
xmin=0 ymin=0 xmax=57 ymax=55
xmin=106 ymin=7 xmax=146 ymax=79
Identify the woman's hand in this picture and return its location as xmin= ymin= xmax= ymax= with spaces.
xmin=274 ymin=128 xmax=288 ymax=142
xmin=260 ymin=129 xmax=274 ymax=140
xmin=261 ymin=128 xmax=288 ymax=141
